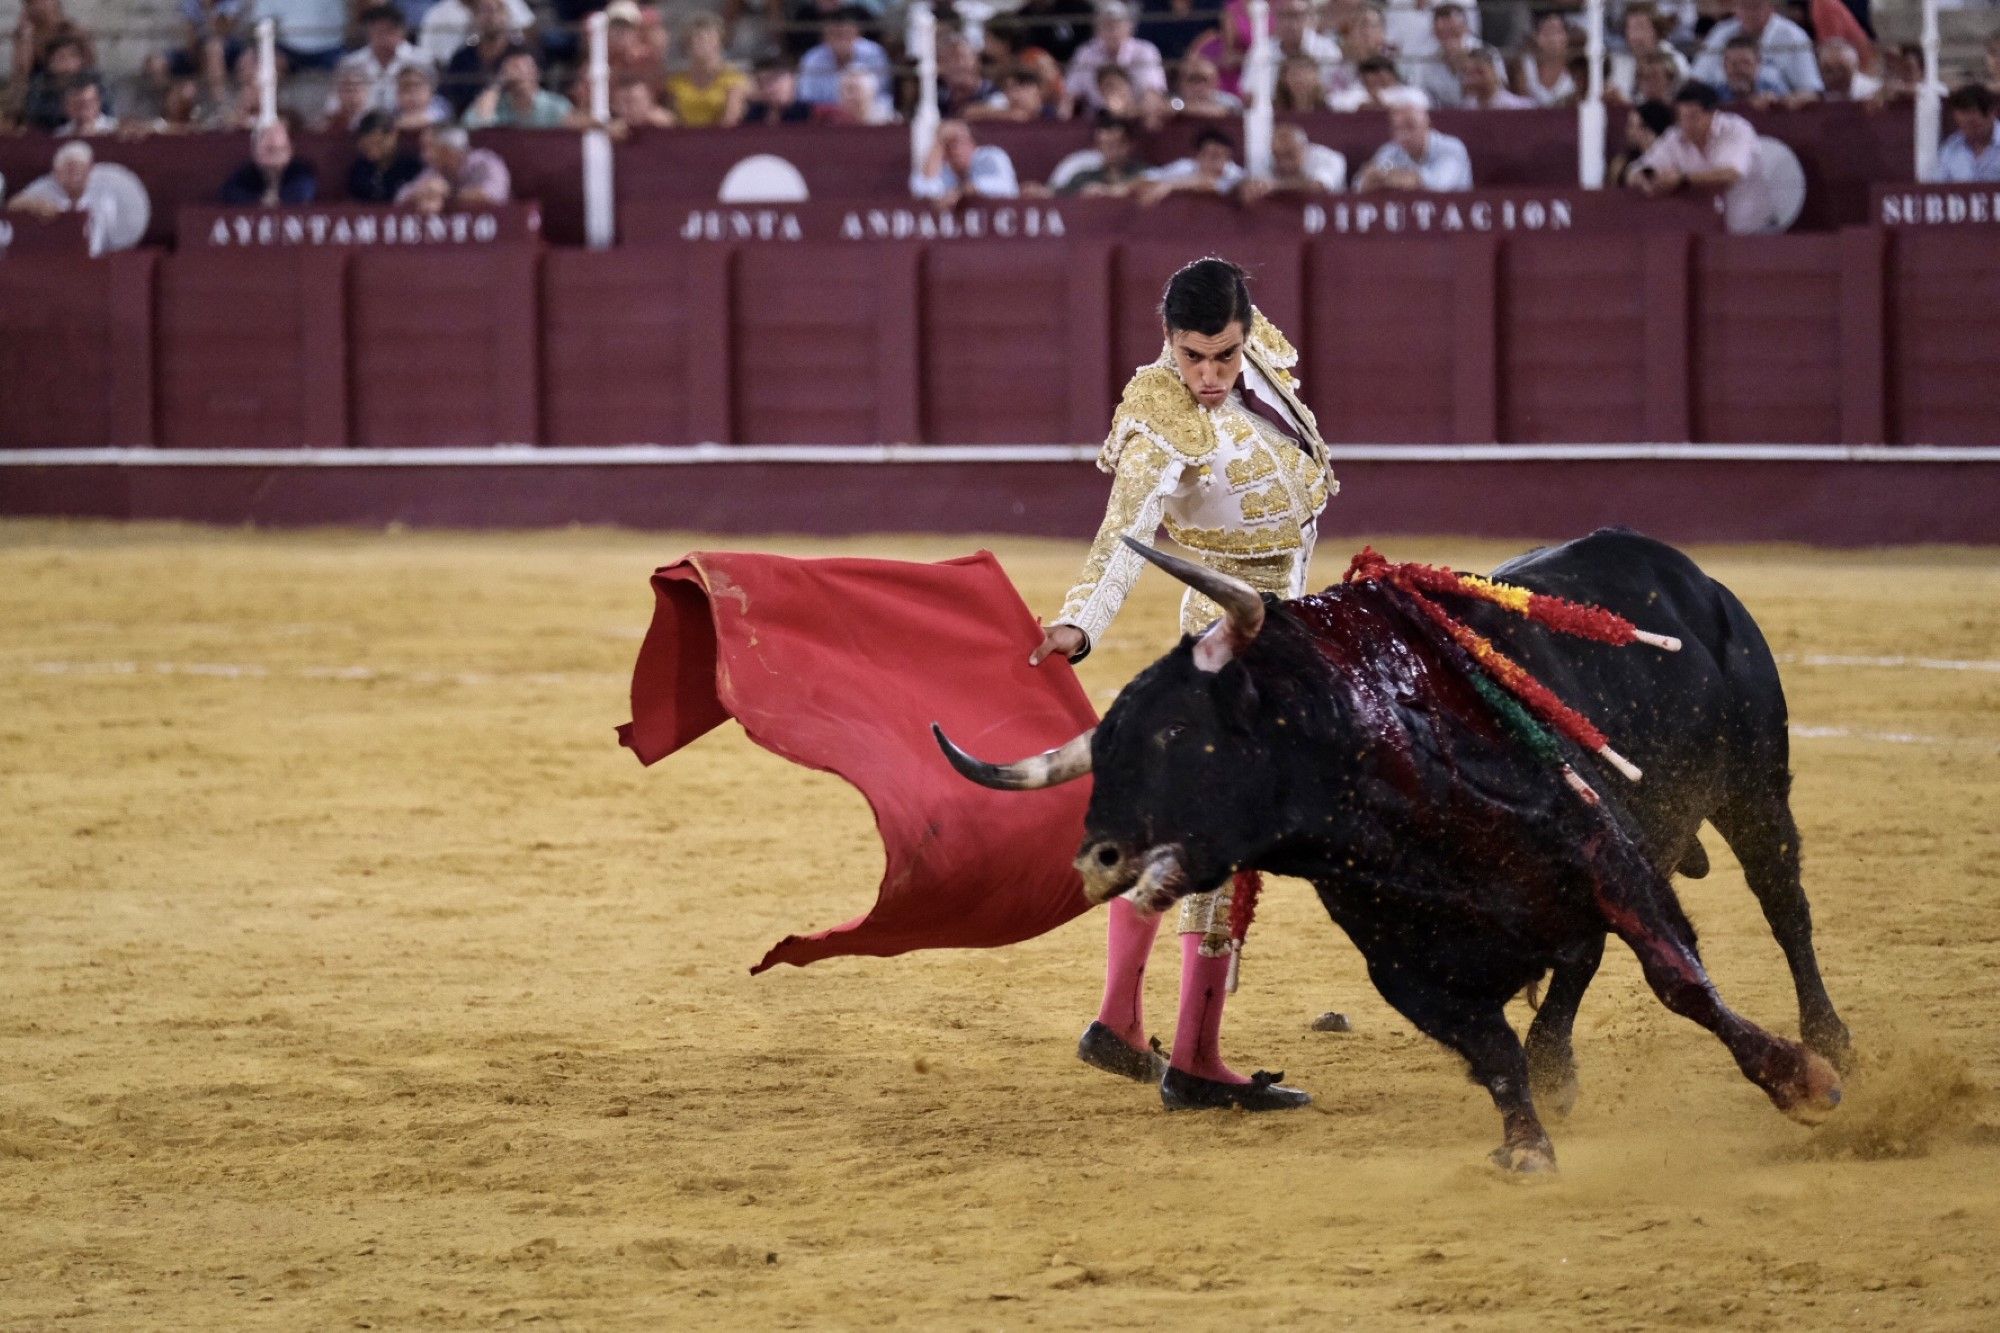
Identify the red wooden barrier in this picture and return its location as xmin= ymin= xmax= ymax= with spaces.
xmin=347 ymin=248 xmax=540 ymax=447
xmin=1888 ymin=230 xmax=2000 ymax=446
xmin=1500 ymin=235 xmax=1648 ymax=443
xmin=1691 ymin=235 xmax=1845 ymax=445
xmin=157 ymin=250 xmax=347 ymax=448
xmin=0 ymin=252 xmax=153 ymax=447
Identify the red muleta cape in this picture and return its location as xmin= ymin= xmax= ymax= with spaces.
xmin=617 ymin=551 xmax=1098 ymax=973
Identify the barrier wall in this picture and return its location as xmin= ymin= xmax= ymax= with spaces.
xmin=3 ymin=228 xmax=1997 ymax=454
xmin=0 ymin=103 xmax=1913 ymax=248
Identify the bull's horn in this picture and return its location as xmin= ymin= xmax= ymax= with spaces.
xmin=931 ymin=723 xmax=1093 ymax=790
xmin=1120 ymin=537 xmax=1265 ymax=667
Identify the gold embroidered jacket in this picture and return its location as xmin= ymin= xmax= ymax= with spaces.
xmin=1052 ymin=313 xmax=1336 ymax=653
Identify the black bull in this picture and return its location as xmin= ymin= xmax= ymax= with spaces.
xmin=937 ymin=529 xmax=1850 ymax=1171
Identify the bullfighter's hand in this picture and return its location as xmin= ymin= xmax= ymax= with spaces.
xmin=1030 ymin=625 xmax=1086 ymax=666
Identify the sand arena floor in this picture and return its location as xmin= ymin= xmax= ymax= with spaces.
xmin=2 ymin=521 xmax=1997 ymax=1330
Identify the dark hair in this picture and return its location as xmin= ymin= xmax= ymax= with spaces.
xmin=1096 ymin=62 xmax=1132 ymax=87
xmin=1193 ymin=126 xmax=1236 ymax=154
xmin=1723 ymin=34 xmax=1759 ymax=54
xmin=1674 ymin=79 xmax=1720 ymax=111
xmin=1094 ymin=110 xmax=1135 ymax=135
xmin=826 ymin=4 xmax=871 ymax=25
xmin=1161 ymin=258 xmax=1252 ymax=337
xmin=1946 ymin=83 xmax=1993 ymax=115
xmin=1635 ymin=98 xmax=1674 ymax=138
xmin=1356 ymin=55 xmax=1398 ymax=78
xmin=354 ymin=108 xmax=395 ymax=136
xmin=753 ymin=56 xmax=793 ymax=75
xmin=499 ymin=43 xmax=536 ymax=65
xmin=360 ymin=3 xmax=404 ymax=26
xmin=1003 ymin=65 xmax=1041 ymax=88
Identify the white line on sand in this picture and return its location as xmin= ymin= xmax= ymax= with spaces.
xmin=1778 ymin=653 xmax=2000 ymax=674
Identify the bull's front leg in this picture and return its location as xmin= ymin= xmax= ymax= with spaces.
xmin=1522 ymin=932 xmax=1605 ymax=1121
xmin=1582 ymin=834 xmax=1842 ymax=1125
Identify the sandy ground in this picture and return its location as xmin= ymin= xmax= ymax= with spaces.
xmin=2 ymin=521 xmax=1998 ymax=1331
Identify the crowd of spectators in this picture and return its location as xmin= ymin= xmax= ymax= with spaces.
xmin=3 ymin=0 xmax=1997 ymax=218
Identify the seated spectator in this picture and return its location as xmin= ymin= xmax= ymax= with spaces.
xmin=1816 ymin=40 xmax=1880 ymax=104
xmin=743 ymin=56 xmax=812 ymax=123
xmin=613 ymin=75 xmax=677 ymax=128
xmin=1459 ymin=46 xmax=1530 ymax=108
xmin=1092 ymin=63 xmax=1169 ymax=129
xmin=251 ymin=0 xmax=348 ymax=72
xmin=1608 ymin=6 xmax=1688 ymax=104
xmin=55 ymin=78 xmax=118 ymax=135
xmin=970 ymin=66 xmax=1059 ymax=122
xmin=1138 ymin=0 xmax=1209 ymax=64
xmin=1055 ymin=111 xmax=1147 ymax=195
xmin=220 ymin=119 xmax=319 ymax=205
xmin=324 ymin=62 xmax=375 ymax=130
xmin=463 ymin=47 xmax=577 ymax=127
xmin=1515 ymin=11 xmax=1577 ymax=108
xmin=996 ymin=0 xmax=1096 ymax=66
xmin=1717 ymin=35 xmax=1786 ymax=108
xmin=144 ymin=0 xmax=243 ymax=110
xmin=346 ymin=109 xmax=421 ymax=200
xmin=393 ymin=63 xmax=452 ymax=128
xmin=6 ymin=140 xmax=145 ymax=251
xmin=1327 ymin=4 xmax=1389 ymax=106
xmin=605 ymin=0 xmax=671 ymax=91
xmin=1691 ymin=0 xmax=1821 ymax=99
xmin=1241 ymin=122 xmax=1347 ymax=200
xmin=336 ymin=5 xmax=431 ymax=115
xmin=1356 ymin=92 xmax=1473 ymax=191
xmin=18 ymin=34 xmax=103 ymax=132
xmin=1412 ymin=4 xmax=1491 ymax=109
xmin=1134 ymin=125 xmax=1245 ymax=203
xmin=798 ymin=7 xmax=894 ymax=117
xmin=440 ymin=0 xmax=522 ymax=115
xmin=812 ymin=65 xmax=896 ymax=124
xmin=1067 ymin=2 xmax=1167 ymax=115
xmin=912 ymin=118 xmax=1020 ymax=202
xmin=1933 ymin=84 xmax=2000 ymax=184
xmin=1274 ymin=0 xmax=1342 ymax=73
xmin=1609 ymin=98 xmax=1675 ymax=186
xmin=1987 ymin=35 xmax=2000 ymax=99
xmin=1875 ymin=44 xmax=1923 ymax=106
xmin=1629 ymin=81 xmax=1770 ymax=221
xmin=395 ymin=123 xmax=510 ymax=211
xmin=149 ymin=74 xmax=213 ymax=132
xmin=216 ymin=43 xmax=280 ymax=131
xmin=1329 ymin=55 xmax=1404 ymax=111
xmin=1632 ymin=49 xmax=1684 ymax=106
xmin=1174 ymin=54 xmax=1243 ymax=116
xmin=935 ymin=28 xmax=998 ymax=118
xmin=1276 ymin=54 xmax=1331 ymax=111
xmin=418 ymin=0 xmax=534 ymax=67
xmin=1387 ymin=0 xmax=1483 ymax=68
xmin=666 ymin=13 xmax=749 ymax=128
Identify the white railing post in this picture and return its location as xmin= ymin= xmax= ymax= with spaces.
xmin=256 ymin=19 xmax=278 ymax=127
xmin=1245 ymin=0 xmax=1275 ymax=176
xmin=909 ymin=3 xmax=940 ymax=173
xmin=1578 ymin=0 xmax=1606 ymax=188
xmin=1914 ymin=0 xmax=1942 ymax=182
xmin=582 ymin=12 xmax=616 ymax=249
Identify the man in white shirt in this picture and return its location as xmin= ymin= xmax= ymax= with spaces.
xmin=1356 ymin=92 xmax=1474 ymax=192
xmin=1135 ymin=126 xmax=1246 ymax=203
xmin=1274 ymin=0 xmax=1341 ymax=71
xmin=4 ymin=140 xmax=142 ymax=252
xmin=1240 ymin=122 xmax=1347 ymax=201
xmin=911 ymin=119 xmax=1020 ymax=201
xmin=1630 ymin=80 xmax=1775 ymax=229
xmin=1453 ymin=44 xmax=1528 ymax=109
xmin=1410 ymin=4 xmax=1494 ymax=108
xmin=1065 ymin=1 xmax=1167 ymax=113
xmin=1814 ymin=39 xmax=1880 ymax=104
xmin=335 ymin=4 xmax=433 ymax=114
xmin=55 ymin=79 xmax=119 ymax=135
xmin=1691 ymin=0 xmax=1821 ymax=98
xmin=417 ymin=0 xmax=534 ymax=66
xmin=1933 ymin=84 xmax=2000 ymax=184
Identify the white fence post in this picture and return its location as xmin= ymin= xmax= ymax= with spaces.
xmin=1578 ymin=0 xmax=1607 ymax=188
xmin=1914 ymin=0 xmax=1943 ymax=182
xmin=1245 ymin=0 xmax=1275 ymax=176
xmin=256 ymin=19 xmax=278 ymax=127
xmin=582 ymin=12 xmax=616 ymax=250
xmin=909 ymin=3 xmax=940 ymax=176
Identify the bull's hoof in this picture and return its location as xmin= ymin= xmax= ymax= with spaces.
xmin=1310 ymin=1011 xmax=1352 ymax=1033
xmin=1077 ymin=1022 xmax=1168 ymax=1083
xmin=1161 ymin=1067 xmax=1311 ymax=1112
xmin=1490 ymin=1139 xmax=1558 ymax=1174
xmin=1772 ymin=1049 xmax=1844 ymax=1127
xmin=1527 ymin=1047 xmax=1580 ymax=1122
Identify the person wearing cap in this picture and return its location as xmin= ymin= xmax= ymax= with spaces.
xmin=1065 ymin=2 xmax=1167 ymax=114
xmin=348 ymin=108 xmax=424 ymax=201
xmin=796 ymin=5 xmax=893 ymax=114
xmin=395 ymin=122 xmax=510 ymax=212
xmin=219 ymin=118 xmax=320 ymax=205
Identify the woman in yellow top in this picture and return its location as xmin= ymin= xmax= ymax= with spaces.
xmin=665 ymin=14 xmax=750 ymax=129
xmin=1031 ymin=257 xmax=1335 ymax=1112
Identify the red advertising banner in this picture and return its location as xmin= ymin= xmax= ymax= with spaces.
xmin=1871 ymin=183 xmax=2000 ymax=228
xmin=624 ymin=189 xmax=1719 ymax=247
xmin=179 ymin=203 xmax=543 ymax=249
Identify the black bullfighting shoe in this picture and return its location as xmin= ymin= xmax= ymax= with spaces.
xmin=1160 ymin=1067 xmax=1312 ymax=1112
xmin=1077 ymin=1022 xmax=1169 ymax=1082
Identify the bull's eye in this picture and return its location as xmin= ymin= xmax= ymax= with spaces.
xmin=1157 ymin=723 xmax=1187 ymax=746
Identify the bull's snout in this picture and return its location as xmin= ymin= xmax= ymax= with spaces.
xmin=1076 ymin=840 xmax=1133 ymax=905
xmin=1076 ymin=841 xmax=1186 ymax=912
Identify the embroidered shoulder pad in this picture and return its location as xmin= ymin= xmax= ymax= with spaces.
xmin=1100 ymin=363 xmax=1215 ymax=473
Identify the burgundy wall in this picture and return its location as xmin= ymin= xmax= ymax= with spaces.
xmin=4 ymin=230 xmax=1998 ymax=455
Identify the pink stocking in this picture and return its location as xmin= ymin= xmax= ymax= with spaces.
xmin=1095 ymin=896 xmax=1161 ymax=1049
xmin=1171 ymin=931 xmax=1247 ymax=1084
